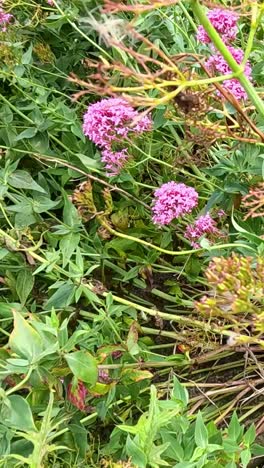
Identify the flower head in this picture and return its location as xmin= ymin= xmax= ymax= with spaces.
xmin=0 ymin=7 xmax=13 ymax=32
xmin=152 ymin=182 xmax=198 ymax=225
xmin=184 ymin=213 xmax=219 ymax=247
xmin=205 ymin=47 xmax=252 ymax=100
xmin=83 ymin=97 xmax=151 ymax=149
xmin=197 ymin=8 xmax=238 ymax=44
xmin=101 ymin=148 xmax=129 ymax=176
xmin=83 ymin=97 xmax=152 ymax=175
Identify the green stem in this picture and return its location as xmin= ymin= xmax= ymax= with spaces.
xmin=242 ymin=4 xmax=259 ymax=64
xmin=6 ymin=367 xmax=33 ymax=396
xmin=191 ymin=0 xmax=264 ymax=119
xmin=101 ymin=292 xmax=264 ymax=346
xmin=179 ymin=0 xmax=197 ymax=32
xmin=99 ymin=218 xmax=255 ymax=256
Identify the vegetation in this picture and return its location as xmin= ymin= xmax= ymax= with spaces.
xmin=0 ymin=0 xmax=263 ymax=466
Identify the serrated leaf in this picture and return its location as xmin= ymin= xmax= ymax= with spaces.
xmin=16 ymin=269 xmax=34 ymax=306
xmin=65 ymin=350 xmax=98 ymax=386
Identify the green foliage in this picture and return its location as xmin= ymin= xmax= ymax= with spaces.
xmin=0 ymin=0 xmax=263 ymax=466
xmin=104 ymin=378 xmax=261 ymax=468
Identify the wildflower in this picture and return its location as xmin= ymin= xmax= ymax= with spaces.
xmin=83 ymin=97 xmax=151 ymax=149
xmin=0 ymin=6 xmax=13 ymax=32
xmin=67 ymin=380 xmax=87 ymax=411
xmin=101 ymin=148 xmax=129 ymax=176
xmin=197 ymin=8 xmax=238 ymax=44
xmin=152 ymin=182 xmax=198 ymax=225
xmin=184 ymin=213 xmax=219 ymax=248
xmin=205 ymin=47 xmax=252 ymax=100
xmin=83 ymin=97 xmax=151 ymax=175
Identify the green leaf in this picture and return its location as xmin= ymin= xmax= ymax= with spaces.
xmin=45 ymin=282 xmax=76 ymax=310
xmin=21 ymin=43 xmax=33 ymax=64
xmin=60 ymin=232 xmax=80 ymax=267
xmin=240 ymin=448 xmax=251 ymax=468
xmin=120 ymin=368 xmax=153 ymax=385
xmin=65 ymin=350 xmax=98 ymax=386
xmin=76 ymin=153 xmax=101 ymax=171
xmin=62 ymin=192 xmax=80 ymax=227
xmin=15 ymin=128 xmax=37 ymax=141
xmin=228 ymin=412 xmax=243 ymax=442
xmin=126 ymin=322 xmax=140 ymax=356
xmin=126 ymin=435 xmax=147 ymax=468
xmin=69 ymin=423 xmax=88 ymax=459
xmin=172 ymin=377 xmax=188 ymax=407
xmin=0 ymin=302 xmax=26 ymax=318
xmin=243 ymin=424 xmax=256 ymax=446
xmin=8 ymin=170 xmax=46 ymax=193
xmin=81 ymin=285 xmax=102 ymax=305
xmin=194 ymin=412 xmax=208 ymax=449
xmin=9 ymin=311 xmax=44 ymax=361
xmin=16 ymin=269 xmax=35 ymax=306
xmin=5 ymin=395 xmax=36 ymax=432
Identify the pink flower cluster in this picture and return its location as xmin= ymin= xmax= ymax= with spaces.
xmin=206 ymin=46 xmax=252 ymax=100
xmin=197 ymin=8 xmax=252 ymax=101
xmin=0 ymin=3 xmax=13 ymax=32
xmin=184 ymin=213 xmax=219 ymax=248
xmin=197 ymin=8 xmax=238 ymax=44
xmin=83 ymin=97 xmax=152 ymax=175
xmin=152 ymin=182 xmax=198 ymax=225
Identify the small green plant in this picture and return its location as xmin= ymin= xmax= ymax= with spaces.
xmin=105 ymin=377 xmax=263 ymax=468
xmin=0 ymin=0 xmax=263 ymax=465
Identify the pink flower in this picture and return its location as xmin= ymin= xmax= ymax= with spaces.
xmin=67 ymin=380 xmax=87 ymax=411
xmin=0 ymin=7 xmax=13 ymax=32
xmin=197 ymin=8 xmax=238 ymax=44
xmin=83 ymin=97 xmax=152 ymax=149
xmin=83 ymin=97 xmax=152 ymax=175
xmin=205 ymin=47 xmax=252 ymax=100
xmin=184 ymin=213 xmax=219 ymax=247
xmin=101 ymin=148 xmax=129 ymax=176
xmin=152 ymin=182 xmax=198 ymax=225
